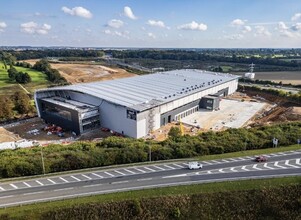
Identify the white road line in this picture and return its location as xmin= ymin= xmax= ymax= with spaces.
xmin=152 ymin=165 xmax=165 ymax=171
xmin=123 ymin=169 xmax=136 ymax=174
xmin=163 ymin=164 xmax=176 ymax=169
xmin=202 ymin=161 xmax=213 ymax=165
xmin=227 ymin=158 xmax=238 ymax=161
xmin=91 ymin=173 xmax=104 ymax=178
xmin=0 ymin=195 xmax=13 ymax=199
xmin=114 ymin=170 xmax=126 ymax=176
xmin=54 ymin=187 xmax=73 ymax=192
xmin=112 ymin=181 xmax=129 ymax=184
xmin=47 ymin=179 xmax=56 ymax=184
xmin=0 ymin=186 xmax=5 ymax=191
xmin=263 ymin=163 xmax=274 ymax=170
xmin=104 ymin=171 xmax=115 ymax=177
xmin=296 ymin=159 xmax=301 ymax=165
xmin=218 ymin=169 xmax=224 ymax=173
xmin=10 ymin=184 xmax=18 ymax=189
xmin=182 ymin=163 xmax=188 ymax=166
xmin=143 ymin=167 xmax=156 ymax=172
xmin=207 ymin=171 xmax=212 ymax=174
xmin=230 ymin=167 xmax=237 ymax=172
xmin=133 ymin=167 xmax=146 ymax=173
xmin=237 ymin=157 xmax=246 ymax=161
xmin=24 ymin=191 xmax=45 ymax=196
xmin=82 ymin=174 xmax=92 ymax=180
xmin=71 ymin=176 xmax=81 ymax=181
xmin=241 ymin=166 xmax=250 ymax=171
xmin=59 ymin=177 xmax=69 ymax=183
xmin=23 ymin=182 xmax=32 ymax=187
xmin=252 ymin=164 xmax=262 ymax=170
xmin=285 ymin=160 xmax=299 ymax=168
xmin=172 ymin=163 xmax=185 ymax=168
xmin=276 ymin=152 xmax=286 ymax=155
xmin=221 ymin=159 xmax=230 ymax=162
xmin=274 ymin=162 xmax=286 ymax=169
xmin=83 ymin=184 xmax=103 ymax=188
xmin=210 ymin=160 xmax=220 ymax=163
xmin=245 ymin=156 xmax=253 ymax=159
xmin=269 ymin=153 xmax=278 ymax=156
xmin=35 ymin=180 xmax=44 ymax=186
xmin=137 ymin=178 xmax=153 ymax=181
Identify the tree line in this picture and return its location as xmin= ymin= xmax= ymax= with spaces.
xmin=7 ymin=66 xmax=31 ymax=84
xmin=0 ymin=122 xmax=300 ymax=178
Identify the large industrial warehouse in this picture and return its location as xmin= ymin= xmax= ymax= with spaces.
xmin=34 ymin=69 xmax=239 ymax=138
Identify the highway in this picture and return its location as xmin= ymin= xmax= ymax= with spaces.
xmin=0 ymin=150 xmax=300 ymax=208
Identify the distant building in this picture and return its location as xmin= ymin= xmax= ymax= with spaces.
xmin=244 ymin=63 xmax=255 ymax=79
xmin=34 ymin=69 xmax=239 ymax=138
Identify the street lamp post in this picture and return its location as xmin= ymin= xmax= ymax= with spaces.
xmin=149 ymin=145 xmax=151 ymax=162
xmin=40 ymin=146 xmax=46 ymax=175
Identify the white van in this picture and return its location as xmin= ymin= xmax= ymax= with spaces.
xmin=188 ymin=161 xmax=203 ymax=170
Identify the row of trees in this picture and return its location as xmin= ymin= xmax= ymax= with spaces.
xmin=7 ymin=66 xmax=31 ymax=84
xmin=0 ymin=122 xmax=300 ymax=178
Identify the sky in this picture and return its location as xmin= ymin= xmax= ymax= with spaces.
xmin=1 ymin=0 xmax=301 ymax=48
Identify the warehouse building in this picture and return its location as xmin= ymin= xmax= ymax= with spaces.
xmin=34 ymin=69 xmax=239 ymax=138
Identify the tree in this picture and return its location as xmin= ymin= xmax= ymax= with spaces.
xmin=168 ymin=127 xmax=182 ymax=139
xmin=7 ymin=66 xmax=18 ymax=80
xmin=13 ymin=91 xmax=33 ymax=114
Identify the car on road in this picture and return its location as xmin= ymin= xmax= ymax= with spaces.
xmin=188 ymin=161 xmax=203 ymax=169
xmin=255 ymin=155 xmax=268 ymax=162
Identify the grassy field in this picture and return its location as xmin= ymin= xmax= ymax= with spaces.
xmin=0 ymin=176 xmax=300 ymax=219
xmin=0 ymin=62 xmax=50 ymax=96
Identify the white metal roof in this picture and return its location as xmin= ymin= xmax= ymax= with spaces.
xmin=37 ymin=69 xmax=239 ymax=111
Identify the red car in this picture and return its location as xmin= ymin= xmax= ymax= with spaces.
xmin=255 ymin=156 xmax=268 ymax=162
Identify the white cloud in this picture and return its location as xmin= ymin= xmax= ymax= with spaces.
xmin=0 ymin=22 xmax=7 ymax=32
xmin=291 ymin=23 xmax=301 ymax=31
xmin=242 ymin=25 xmax=252 ymax=33
xmin=147 ymin=20 xmax=165 ymax=28
xmin=104 ymin=29 xmax=112 ymax=35
xmin=254 ymin=26 xmax=271 ymax=36
xmin=231 ymin=19 xmax=245 ymax=26
xmin=280 ymin=30 xmax=295 ymax=38
xmin=225 ymin=34 xmax=244 ymax=40
xmin=61 ymin=6 xmax=92 ymax=19
xmin=177 ymin=21 xmax=207 ymax=31
xmin=278 ymin=21 xmax=289 ymax=30
xmin=291 ymin=13 xmax=301 ymax=21
xmin=104 ymin=29 xmax=130 ymax=38
xmin=20 ymin=22 xmax=51 ymax=35
xmin=107 ymin=19 xmax=124 ymax=28
xmin=124 ymin=6 xmax=137 ymax=20
xmin=148 ymin=32 xmax=156 ymax=39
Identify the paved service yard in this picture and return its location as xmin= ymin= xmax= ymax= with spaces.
xmin=182 ymin=99 xmax=267 ymax=130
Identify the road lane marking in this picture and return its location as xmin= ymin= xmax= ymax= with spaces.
xmin=35 ymin=180 xmax=44 ymax=186
xmin=59 ymin=177 xmax=69 ymax=183
xmin=0 ymin=186 xmax=5 ymax=191
xmin=71 ymin=176 xmax=81 ymax=181
xmin=114 ymin=170 xmax=126 ymax=176
xmin=91 ymin=173 xmax=104 ymax=178
xmin=104 ymin=172 xmax=115 ymax=177
xmin=123 ymin=169 xmax=136 ymax=174
xmin=221 ymin=159 xmax=230 ymax=162
xmin=0 ymin=195 xmax=13 ymax=199
xmin=182 ymin=163 xmax=188 ymax=166
xmin=24 ymin=191 xmax=45 ymax=196
xmin=263 ymin=163 xmax=274 ymax=170
xmin=47 ymin=179 xmax=56 ymax=184
xmin=218 ymin=169 xmax=224 ymax=173
xmin=172 ymin=164 xmax=184 ymax=168
xmin=207 ymin=171 xmax=212 ymax=174
xmin=252 ymin=164 xmax=262 ymax=170
xmin=202 ymin=161 xmax=213 ymax=165
xmin=274 ymin=162 xmax=286 ymax=169
xmin=245 ymin=156 xmax=253 ymax=159
xmin=10 ymin=184 xmax=18 ymax=189
xmin=242 ymin=166 xmax=250 ymax=171
xmin=82 ymin=174 xmax=92 ymax=180
xmin=143 ymin=167 xmax=156 ymax=172
xmin=54 ymin=187 xmax=73 ymax=192
xmin=296 ymin=159 xmax=301 ymax=165
xmin=230 ymin=167 xmax=237 ymax=172
xmin=285 ymin=160 xmax=299 ymax=168
xmin=276 ymin=152 xmax=286 ymax=155
xmin=137 ymin=178 xmax=152 ymax=181
xmin=210 ymin=160 xmax=220 ymax=163
xmin=112 ymin=181 xmax=129 ymax=184
xmin=83 ymin=184 xmax=102 ymax=188
xmin=23 ymin=182 xmax=32 ymax=187
xmin=152 ymin=165 xmax=165 ymax=171
xmin=163 ymin=164 xmax=176 ymax=169
xmin=269 ymin=153 xmax=278 ymax=156
xmin=237 ymin=157 xmax=246 ymax=161
xmin=133 ymin=167 xmax=146 ymax=173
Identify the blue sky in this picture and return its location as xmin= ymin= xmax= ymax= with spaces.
xmin=0 ymin=0 xmax=301 ymax=48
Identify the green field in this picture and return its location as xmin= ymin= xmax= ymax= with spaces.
xmin=0 ymin=62 xmax=51 ymax=96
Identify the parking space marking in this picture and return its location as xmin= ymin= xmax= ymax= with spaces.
xmin=82 ymin=174 xmax=92 ymax=180
xmin=23 ymin=182 xmax=32 ymax=187
xmin=274 ymin=162 xmax=286 ymax=169
xmin=35 ymin=180 xmax=44 ymax=186
xmin=0 ymin=186 xmax=5 ymax=191
xmin=114 ymin=170 xmax=126 ymax=176
xmin=241 ymin=166 xmax=250 ymax=171
xmin=152 ymin=165 xmax=165 ymax=171
xmin=210 ymin=160 xmax=220 ymax=163
xmin=91 ymin=173 xmax=104 ymax=178
xmin=252 ymin=164 xmax=262 ymax=170
xmin=10 ymin=184 xmax=18 ymax=189
xmin=143 ymin=167 xmax=156 ymax=172
xmin=263 ymin=163 xmax=274 ymax=170
xmin=59 ymin=177 xmax=69 ymax=183
xmin=202 ymin=161 xmax=213 ymax=165
xmin=104 ymin=171 xmax=115 ymax=177
xmin=133 ymin=167 xmax=146 ymax=173
xmin=245 ymin=156 xmax=253 ymax=159
xmin=182 ymin=163 xmax=188 ymax=166
xmin=163 ymin=164 xmax=176 ymax=170
xmin=123 ymin=169 xmax=136 ymax=174
xmin=47 ymin=179 xmax=56 ymax=184
xmin=230 ymin=167 xmax=237 ymax=172
xmin=221 ymin=159 xmax=230 ymax=162
xmin=296 ymin=159 xmax=301 ymax=165
xmin=285 ymin=160 xmax=299 ymax=168
xmin=71 ymin=176 xmax=81 ymax=181
xmin=172 ymin=163 xmax=184 ymax=168
xmin=218 ymin=169 xmax=225 ymax=173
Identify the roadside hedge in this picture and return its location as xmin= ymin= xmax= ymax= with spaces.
xmin=0 ymin=122 xmax=300 ymax=178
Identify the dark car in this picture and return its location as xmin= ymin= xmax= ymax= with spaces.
xmin=255 ymin=156 xmax=267 ymax=162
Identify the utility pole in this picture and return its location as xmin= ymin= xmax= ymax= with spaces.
xmin=149 ymin=145 xmax=152 ymax=162
xmin=40 ymin=146 xmax=46 ymax=175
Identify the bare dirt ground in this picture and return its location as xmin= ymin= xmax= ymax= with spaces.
xmin=25 ymin=59 xmax=136 ymax=84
